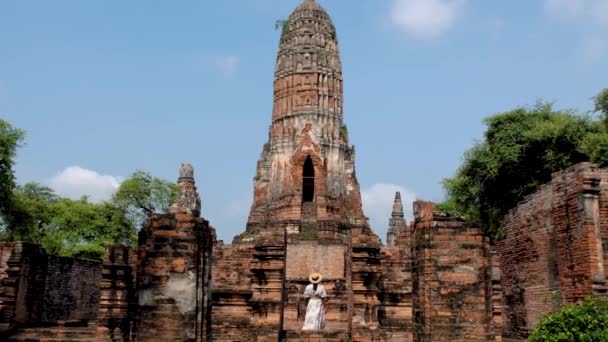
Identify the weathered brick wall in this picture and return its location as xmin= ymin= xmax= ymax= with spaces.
xmin=0 ymin=242 xmax=113 ymax=342
xmin=0 ymin=242 xmax=14 ymax=281
xmin=210 ymin=243 xmax=255 ymax=341
xmin=412 ymin=201 xmax=495 ymax=342
xmin=96 ymin=245 xmax=136 ymax=340
xmin=0 ymin=242 xmax=102 ymax=336
xmin=134 ymin=212 xmax=214 ymax=341
xmin=375 ymin=245 xmax=413 ymax=341
xmin=38 ymin=255 xmax=102 ymax=322
xmin=490 ymin=251 xmax=503 ymax=342
xmin=286 ymin=243 xmax=345 ymax=280
xmin=350 ymin=223 xmax=414 ymax=341
xmin=0 ymin=242 xmax=38 ymax=333
xmin=350 ymin=224 xmax=382 ymax=334
xmin=496 ymin=182 xmax=556 ymax=338
xmin=370 ymin=216 xmax=414 ymax=342
xmin=553 ymin=164 xmax=605 ymax=301
xmin=372 ymin=215 xmax=414 ymax=341
xmin=497 ymin=162 xmax=607 ymax=340
xmin=211 ymin=239 xmax=290 ymax=341
xmin=601 ymin=169 xmax=608 ymax=283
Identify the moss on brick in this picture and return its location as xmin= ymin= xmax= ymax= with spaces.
xmin=299 ymin=221 xmax=318 ymax=240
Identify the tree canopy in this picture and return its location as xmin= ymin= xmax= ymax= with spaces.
xmin=441 ymin=91 xmax=608 ymax=239
xmin=112 ymin=170 xmax=178 ymax=229
xmin=0 ymin=119 xmax=177 ymax=259
xmin=3 ymin=183 xmax=135 ymax=259
xmin=2 ymin=172 xmax=177 ymax=260
xmin=596 ymin=88 xmax=608 ymax=117
xmin=0 ymin=119 xmax=25 ymax=221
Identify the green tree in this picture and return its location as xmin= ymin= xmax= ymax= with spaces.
xmin=41 ymin=197 xmax=135 ymax=259
xmin=529 ymin=297 xmax=608 ymax=342
xmin=0 ymin=119 xmax=173 ymax=259
xmin=595 ymin=88 xmax=608 ymax=117
xmin=441 ymin=101 xmax=607 ymax=238
xmin=0 ymin=119 xmax=25 ymax=222
xmin=112 ymin=170 xmax=178 ymax=229
xmin=4 ymin=183 xmax=135 ymax=259
xmin=275 ymin=19 xmax=289 ymax=34
xmin=341 ymin=124 xmax=348 ymax=141
xmin=1 ymin=182 xmax=57 ymax=241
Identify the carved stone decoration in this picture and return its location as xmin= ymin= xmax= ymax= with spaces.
xmin=171 ymin=163 xmax=201 ymax=216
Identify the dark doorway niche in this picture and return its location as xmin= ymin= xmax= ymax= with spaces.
xmin=302 ymin=156 xmax=315 ymax=202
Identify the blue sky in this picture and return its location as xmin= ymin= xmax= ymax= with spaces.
xmin=1 ymin=0 xmax=607 ymax=242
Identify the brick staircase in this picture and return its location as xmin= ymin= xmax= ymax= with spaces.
xmin=283 ymin=330 xmax=350 ymax=341
xmin=282 ymin=281 xmax=349 ymax=342
xmin=8 ymin=324 xmax=109 ymax=342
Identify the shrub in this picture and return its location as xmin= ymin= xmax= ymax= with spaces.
xmin=528 ymin=297 xmax=608 ymax=342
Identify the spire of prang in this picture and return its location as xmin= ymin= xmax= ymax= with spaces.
xmin=170 ymin=163 xmax=201 ymax=216
xmin=387 ymin=191 xmax=406 ymax=246
xmin=392 ymin=191 xmax=404 ymax=218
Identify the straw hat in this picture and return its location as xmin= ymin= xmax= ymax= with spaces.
xmin=309 ymin=272 xmax=323 ymax=284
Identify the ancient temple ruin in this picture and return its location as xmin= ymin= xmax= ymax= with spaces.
xmin=212 ymin=1 xmax=406 ymax=338
xmin=205 ymin=1 xmax=496 ymax=340
xmin=1 ymin=1 xmax=608 ymax=341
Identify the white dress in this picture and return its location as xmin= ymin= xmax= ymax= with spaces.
xmin=302 ymin=283 xmax=327 ymax=331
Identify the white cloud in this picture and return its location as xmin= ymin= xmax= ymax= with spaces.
xmin=214 ymin=55 xmax=240 ymax=78
xmin=390 ymin=0 xmax=467 ymax=39
xmin=544 ymin=0 xmax=608 ymax=61
xmin=49 ymin=166 xmax=122 ymax=202
xmin=361 ymin=183 xmax=416 ymax=243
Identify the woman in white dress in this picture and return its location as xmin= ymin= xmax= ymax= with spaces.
xmin=302 ymin=272 xmax=327 ymax=331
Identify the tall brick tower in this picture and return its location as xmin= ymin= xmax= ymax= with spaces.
xmin=244 ymin=0 xmax=366 ymax=240
xmin=212 ymin=2 xmax=411 ymax=340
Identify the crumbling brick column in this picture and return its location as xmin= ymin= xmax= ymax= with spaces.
xmin=133 ymin=163 xmax=215 ymax=341
xmin=0 ymin=241 xmax=19 ymax=334
xmin=412 ymin=201 xmax=496 ymax=342
xmin=553 ymin=164 xmax=606 ymax=300
xmin=0 ymin=242 xmax=41 ymax=334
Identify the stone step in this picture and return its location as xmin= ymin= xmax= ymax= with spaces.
xmin=282 ymin=319 xmax=348 ymax=333
xmin=9 ymin=326 xmax=101 ymax=342
xmin=283 ymin=330 xmax=349 ymax=342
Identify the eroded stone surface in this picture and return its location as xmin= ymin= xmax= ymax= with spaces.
xmin=133 ymin=165 xmax=215 ymax=341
